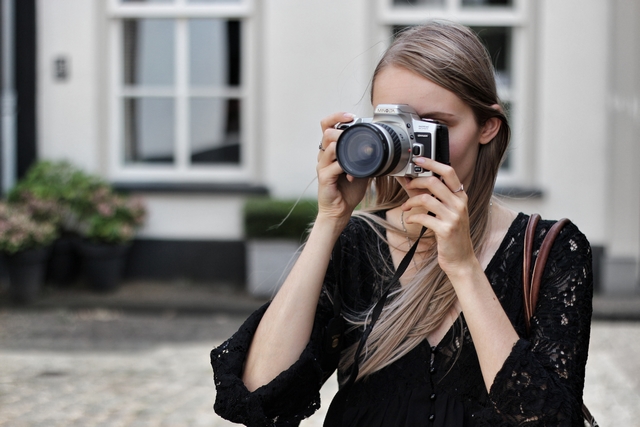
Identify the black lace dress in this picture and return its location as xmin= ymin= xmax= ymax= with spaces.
xmin=211 ymin=213 xmax=593 ymax=427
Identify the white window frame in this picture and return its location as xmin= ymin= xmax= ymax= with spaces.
xmin=107 ymin=0 xmax=256 ymax=184
xmin=376 ymin=0 xmax=535 ymax=188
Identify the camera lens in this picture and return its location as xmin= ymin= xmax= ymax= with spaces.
xmin=336 ymin=123 xmax=403 ymax=178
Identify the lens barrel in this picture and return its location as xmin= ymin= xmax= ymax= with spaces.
xmin=336 ymin=123 xmax=404 ymax=178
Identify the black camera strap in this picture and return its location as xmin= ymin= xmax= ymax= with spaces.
xmin=325 ymin=223 xmax=427 ymax=388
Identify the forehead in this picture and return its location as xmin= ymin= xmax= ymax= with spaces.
xmin=372 ymin=66 xmax=468 ymax=118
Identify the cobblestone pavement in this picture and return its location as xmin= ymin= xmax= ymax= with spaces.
xmin=0 ymin=310 xmax=638 ymax=426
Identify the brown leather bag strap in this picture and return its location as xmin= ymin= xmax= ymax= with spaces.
xmin=523 ymin=213 xmax=541 ymax=331
xmin=521 ymin=215 xmax=598 ymax=427
xmin=522 ymin=214 xmax=570 ymax=335
xmin=522 ymin=215 xmax=570 ymax=334
xmin=529 ymin=218 xmax=571 ymax=321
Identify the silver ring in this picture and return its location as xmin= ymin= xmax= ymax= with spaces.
xmin=318 ymin=141 xmax=325 ymax=151
xmin=454 ymin=184 xmax=464 ymax=193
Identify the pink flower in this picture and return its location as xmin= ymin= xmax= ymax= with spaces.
xmin=97 ymin=203 xmax=114 ymax=217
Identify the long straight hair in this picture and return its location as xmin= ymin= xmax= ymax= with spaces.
xmin=339 ymin=21 xmax=511 ymax=381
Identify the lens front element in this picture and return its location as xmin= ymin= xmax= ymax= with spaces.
xmin=336 ymin=123 xmax=407 ymax=178
xmin=336 ymin=125 xmax=387 ymax=178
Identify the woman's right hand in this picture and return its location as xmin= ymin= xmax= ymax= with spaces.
xmin=242 ymin=112 xmax=368 ymax=392
xmin=316 ymin=112 xmax=369 ymax=225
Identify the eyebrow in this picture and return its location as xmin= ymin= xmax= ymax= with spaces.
xmin=418 ymin=111 xmax=457 ymax=121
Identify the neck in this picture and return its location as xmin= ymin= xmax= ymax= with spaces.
xmin=399 ymin=207 xmax=428 ymax=237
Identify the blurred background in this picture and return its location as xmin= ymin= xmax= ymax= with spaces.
xmin=1 ymin=0 xmax=639 ymax=426
xmin=1 ymin=0 xmax=639 ymax=294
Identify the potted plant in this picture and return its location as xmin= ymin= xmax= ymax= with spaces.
xmin=74 ymin=184 xmax=147 ymax=292
xmin=10 ymin=160 xmax=147 ymax=292
xmin=0 ymin=201 xmax=59 ymax=303
xmin=244 ymin=198 xmax=317 ymax=297
xmin=8 ymin=161 xmax=81 ymax=286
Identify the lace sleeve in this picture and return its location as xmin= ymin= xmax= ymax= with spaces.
xmin=210 ymin=239 xmax=345 ymax=427
xmin=485 ymin=222 xmax=593 ymax=426
xmin=210 ymin=299 xmax=338 ymax=427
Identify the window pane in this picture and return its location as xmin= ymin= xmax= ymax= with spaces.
xmin=392 ymin=0 xmax=444 ymax=5
xmin=188 ymin=0 xmax=241 ymax=3
xmin=470 ymin=26 xmax=512 ymax=89
xmin=189 ymin=19 xmax=241 ymax=87
xmin=462 ymin=0 xmax=512 ymax=6
xmin=123 ymin=19 xmax=175 ymax=86
xmin=392 ymin=25 xmax=512 ymax=90
xmin=499 ymin=101 xmax=512 ymax=171
xmin=124 ymin=98 xmax=175 ymax=164
xmin=190 ymin=98 xmax=241 ymax=164
xmin=121 ymin=0 xmax=173 ymax=3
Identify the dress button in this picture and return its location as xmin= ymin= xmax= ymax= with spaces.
xmin=428 ymin=414 xmax=436 ymax=422
xmin=430 ymin=393 xmax=437 ymax=401
xmin=429 ymin=366 xmax=436 ymax=374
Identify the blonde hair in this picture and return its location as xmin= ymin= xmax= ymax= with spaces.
xmin=339 ymin=20 xmax=511 ymax=381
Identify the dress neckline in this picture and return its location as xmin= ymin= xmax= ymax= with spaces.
xmin=378 ymin=211 xmax=527 ymax=349
xmin=381 ymin=211 xmax=526 ymax=277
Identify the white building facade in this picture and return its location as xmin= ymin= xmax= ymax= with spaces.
xmin=3 ymin=0 xmax=638 ymax=292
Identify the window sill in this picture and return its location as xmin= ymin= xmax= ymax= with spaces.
xmin=112 ymin=181 xmax=269 ymax=195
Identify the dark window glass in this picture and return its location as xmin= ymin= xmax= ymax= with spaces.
xmin=188 ymin=0 xmax=241 ymax=3
xmin=392 ymin=0 xmax=443 ymax=5
xmin=499 ymin=100 xmax=512 ymax=171
xmin=123 ymin=19 xmax=175 ymax=86
xmin=190 ymin=98 xmax=241 ymax=164
xmin=470 ymin=26 xmax=512 ymax=87
xmin=189 ymin=19 xmax=241 ymax=87
xmin=462 ymin=0 xmax=512 ymax=6
xmin=392 ymin=25 xmax=512 ymax=87
xmin=124 ymin=98 xmax=175 ymax=164
xmin=121 ymin=0 xmax=173 ymax=3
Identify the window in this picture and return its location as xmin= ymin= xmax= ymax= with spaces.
xmin=108 ymin=0 xmax=254 ymax=183
xmin=380 ymin=0 xmax=533 ymax=187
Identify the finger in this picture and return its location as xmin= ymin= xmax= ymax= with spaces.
xmin=413 ymin=157 xmax=463 ymax=194
xmin=317 ymin=160 xmax=345 ymax=181
xmin=318 ymin=127 xmax=347 ymax=156
xmin=317 ymin=141 xmax=339 ymax=169
xmin=404 ymin=175 xmax=449 ymax=202
xmin=406 ymin=182 xmax=468 ymax=224
xmin=402 ymin=192 xmax=448 ymax=220
xmin=320 ymin=112 xmax=355 ymax=133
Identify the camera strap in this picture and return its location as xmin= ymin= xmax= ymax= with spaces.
xmin=325 ymin=223 xmax=427 ymax=388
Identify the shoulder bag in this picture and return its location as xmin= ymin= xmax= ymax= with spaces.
xmin=523 ymin=214 xmax=598 ymax=427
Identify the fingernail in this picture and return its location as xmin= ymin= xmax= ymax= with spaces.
xmin=413 ymin=156 xmax=425 ymax=164
xmin=343 ymin=113 xmax=356 ymax=119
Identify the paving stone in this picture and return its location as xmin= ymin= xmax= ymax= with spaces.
xmin=0 ymin=311 xmax=638 ymax=426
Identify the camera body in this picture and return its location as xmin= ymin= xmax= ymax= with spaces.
xmin=335 ymin=104 xmax=449 ymax=179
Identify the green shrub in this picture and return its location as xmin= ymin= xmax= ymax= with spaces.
xmin=244 ymin=198 xmax=318 ymax=241
xmin=8 ymin=160 xmax=147 ymax=244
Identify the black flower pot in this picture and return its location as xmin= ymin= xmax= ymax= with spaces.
xmin=46 ymin=234 xmax=81 ymax=287
xmin=4 ymin=247 xmax=51 ymax=304
xmin=77 ymin=240 xmax=130 ymax=293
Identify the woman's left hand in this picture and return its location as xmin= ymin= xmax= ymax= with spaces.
xmin=400 ymin=156 xmax=477 ymax=278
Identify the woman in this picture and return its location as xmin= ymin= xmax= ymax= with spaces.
xmin=211 ymin=20 xmax=593 ymax=426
